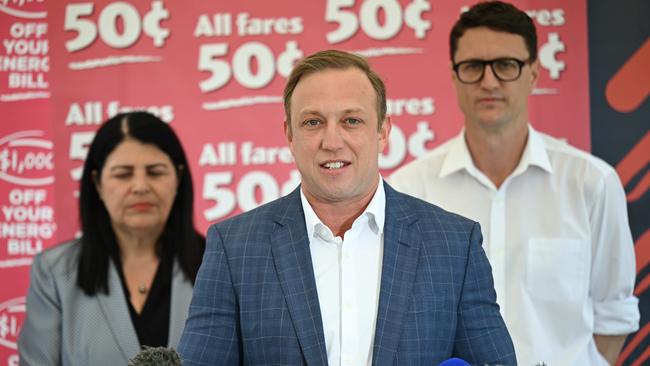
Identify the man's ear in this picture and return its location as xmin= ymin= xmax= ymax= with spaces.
xmin=450 ymin=61 xmax=457 ymax=82
xmin=378 ymin=116 xmax=392 ymax=152
xmin=284 ymin=120 xmax=292 ymax=143
xmin=530 ymin=58 xmax=540 ymax=89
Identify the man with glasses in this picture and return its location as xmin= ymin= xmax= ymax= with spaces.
xmin=390 ymin=1 xmax=639 ymax=365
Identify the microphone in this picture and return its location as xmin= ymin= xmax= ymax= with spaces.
xmin=438 ymin=358 xmax=471 ymax=366
xmin=128 ymin=346 xmax=182 ymax=366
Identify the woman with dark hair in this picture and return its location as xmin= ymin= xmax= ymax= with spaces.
xmin=18 ymin=112 xmax=205 ymax=366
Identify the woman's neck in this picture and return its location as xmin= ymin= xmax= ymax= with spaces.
xmin=113 ymin=227 xmax=161 ymax=259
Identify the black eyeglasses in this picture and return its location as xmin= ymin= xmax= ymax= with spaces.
xmin=453 ymin=58 xmax=530 ymax=84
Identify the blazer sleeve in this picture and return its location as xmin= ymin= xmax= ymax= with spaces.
xmin=178 ymin=224 xmax=241 ymax=365
xmin=18 ymin=253 xmax=62 ymax=366
xmin=453 ymin=222 xmax=517 ymax=364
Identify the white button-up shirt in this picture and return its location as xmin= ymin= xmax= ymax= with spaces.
xmin=389 ymin=126 xmax=639 ymax=366
xmin=300 ymin=177 xmax=385 ymax=366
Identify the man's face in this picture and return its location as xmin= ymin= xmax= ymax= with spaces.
xmin=285 ymin=67 xmax=390 ymax=206
xmin=452 ymin=27 xmax=539 ymax=131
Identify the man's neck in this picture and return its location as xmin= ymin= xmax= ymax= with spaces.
xmin=464 ymin=120 xmax=528 ymax=188
xmin=305 ymin=181 xmax=379 ymax=238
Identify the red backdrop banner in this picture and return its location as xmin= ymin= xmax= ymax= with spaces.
xmin=0 ymin=1 xmax=593 ymax=364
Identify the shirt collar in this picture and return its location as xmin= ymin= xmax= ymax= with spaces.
xmin=519 ymin=125 xmax=553 ymax=174
xmin=439 ymin=129 xmax=475 ymax=178
xmin=439 ymin=124 xmax=553 ymax=179
xmin=300 ymin=175 xmax=386 ymax=241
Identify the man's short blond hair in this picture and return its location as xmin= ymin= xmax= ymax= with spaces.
xmin=283 ymin=49 xmax=387 ymax=131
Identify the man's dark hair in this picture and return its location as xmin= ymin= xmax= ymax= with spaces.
xmin=77 ymin=111 xmax=204 ymax=295
xmin=449 ymin=1 xmax=537 ymax=62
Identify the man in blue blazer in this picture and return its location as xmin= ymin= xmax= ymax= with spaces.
xmin=179 ymin=50 xmax=516 ymax=365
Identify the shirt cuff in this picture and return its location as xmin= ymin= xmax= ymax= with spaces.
xmin=593 ymin=296 xmax=640 ymax=335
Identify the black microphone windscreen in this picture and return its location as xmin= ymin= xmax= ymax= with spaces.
xmin=128 ymin=346 xmax=182 ymax=366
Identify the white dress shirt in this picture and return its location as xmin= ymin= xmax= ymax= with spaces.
xmin=300 ymin=177 xmax=385 ymax=366
xmin=389 ymin=126 xmax=639 ymax=366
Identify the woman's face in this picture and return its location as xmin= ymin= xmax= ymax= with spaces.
xmin=96 ymin=139 xmax=179 ymax=238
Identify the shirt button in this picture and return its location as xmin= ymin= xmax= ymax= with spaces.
xmin=344 ymin=303 xmax=352 ymax=310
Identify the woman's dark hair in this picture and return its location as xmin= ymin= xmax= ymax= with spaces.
xmin=449 ymin=1 xmax=537 ymax=62
xmin=77 ymin=111 xmax=204 ymax=295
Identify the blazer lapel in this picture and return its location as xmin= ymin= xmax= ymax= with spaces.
xmin=372 ymin=184 xmax=421 ymax=366
xmin=97 ymin=259 xmax=140 ymax=361
xmin=168 ymin=261 xmax=192 ymax=347
xmin=270 ymin=189 xmax=328 ymax=366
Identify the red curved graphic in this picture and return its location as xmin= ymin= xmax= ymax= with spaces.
xmin=609 ymin=36 xmax=650 ymax=366
xmin=617 ymin=322 xmax=650 ymax=366
xmin=616 ymin=131 xmax=650 ymax=203
xmin=606 ymin=38 xmax=650 ymax=113
xmin=630 ymin=343 xmax=650 ymax=366
xmin=635 ymin=229 xmax=650 ymax=285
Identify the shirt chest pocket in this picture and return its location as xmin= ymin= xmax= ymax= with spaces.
xmin=525 ymin=238 xmax=589 ymax=302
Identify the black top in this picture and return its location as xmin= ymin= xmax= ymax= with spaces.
xmin=114 ymin=247 xmax=173 ymax=348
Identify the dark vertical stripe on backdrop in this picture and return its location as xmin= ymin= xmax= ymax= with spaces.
xmin=588 ymin=0 xmax=650 ymax=365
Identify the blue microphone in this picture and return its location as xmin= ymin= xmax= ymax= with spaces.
xmin=438 ymin=358 xmax=471 ymax=366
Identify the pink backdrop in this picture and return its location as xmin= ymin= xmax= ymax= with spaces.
xmin=0 ymin=1 xmax=587 ymax=364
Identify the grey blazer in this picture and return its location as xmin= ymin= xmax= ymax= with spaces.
xmin=17 ymin=240 xmax=193 ymax=366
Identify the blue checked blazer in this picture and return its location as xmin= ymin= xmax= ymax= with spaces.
xmin=179 ymin=182 xmax=516 ymax=365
